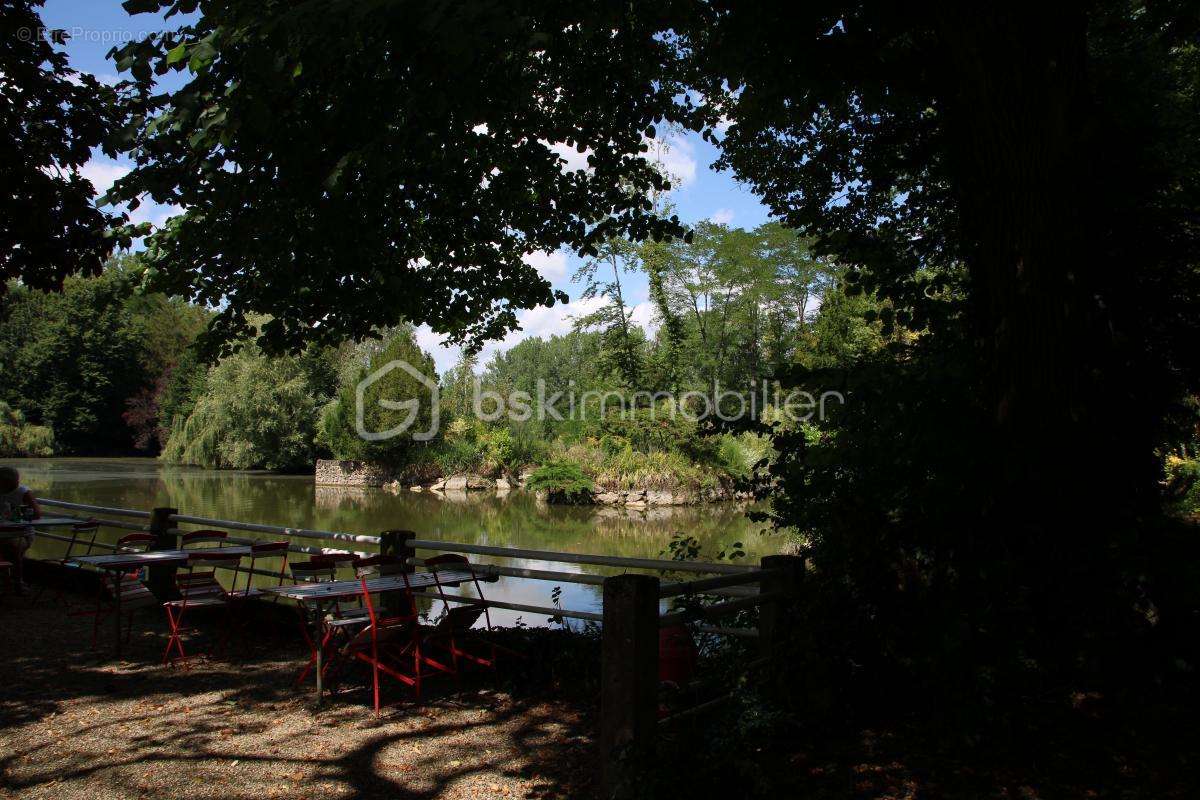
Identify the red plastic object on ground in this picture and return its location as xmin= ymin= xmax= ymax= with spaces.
xmin=658 ymin=624 xmax=697 ymax=686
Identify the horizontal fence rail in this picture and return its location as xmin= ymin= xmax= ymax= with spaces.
xmin=410 ymin=590 xmax=604 ymax=623
xmin=410 ymin=556 xmax=607 ymax=587
xmin=659 ymin=569 xmax=771 ymax=598
xmin=658 ymin=591 xmax=782 ymax=627
xmin=39 ymin=498 xmax=152 ymax=519
xmin=408 ymin=538 xmax=754 ymax=575
xmin=169 ymin=513 xmax=381 ymax=546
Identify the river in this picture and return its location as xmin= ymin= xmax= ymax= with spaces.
xmin=4 ymin=457 xmax=780 ymax=624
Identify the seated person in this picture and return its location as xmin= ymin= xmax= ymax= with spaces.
xmin=0 ymin=466 xmax=41 ymax=594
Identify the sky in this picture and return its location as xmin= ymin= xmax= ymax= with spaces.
xmin=41 ymin=0 xmax=776 ymax=373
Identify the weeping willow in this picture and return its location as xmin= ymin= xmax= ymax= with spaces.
xmin=161 ymin=348 xmax=326 ymax=472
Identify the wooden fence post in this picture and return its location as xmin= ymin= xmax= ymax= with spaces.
xmin=146 ymin=507 xmax=179 ymax=600
xmin=379 ymin=529 xmax=416 ymax=570
xmin=600 ymin=573 xmax=659 ymax=798
xmin=758 ymin=554 xmax=805 ymax=658
xmin=380 ymin=529 xmax=415 ymax=614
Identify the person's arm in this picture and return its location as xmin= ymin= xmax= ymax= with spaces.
xmin=22 ymin=490 xmax=41 ymax=519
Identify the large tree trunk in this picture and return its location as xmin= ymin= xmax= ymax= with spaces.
xmin=937 ymin=4 xmax=1154 ymax=663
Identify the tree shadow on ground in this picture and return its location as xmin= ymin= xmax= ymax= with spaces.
xmin=0 ymin=583 xmax=597 ymax=799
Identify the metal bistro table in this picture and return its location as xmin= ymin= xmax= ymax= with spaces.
xmin=0 ymin=517 xmax=80 ymax=537
xmin=265 ymin=570 xmax=476 ymax=702
xmin=71 ymin=547 xmax=254 ymax=656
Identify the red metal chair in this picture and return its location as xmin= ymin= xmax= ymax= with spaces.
xmin=423 ymin=553 xmax=506 ymax=675
xmin=162 ymin=551 xmax=242 ymax=666
xmin=179 ymin=529 xmax=228 ymax=549
xmin=288 ymin=554 xmax=368 ymax=687
xmin=35 ymin=519 xmax=101 ymax=607
xmin=78 ymin=532 xmax=159 ymax=649
xmin=325 ymin=555 xmax=453 ymax=712
xmin=230 ymin=540 xmax=291 ymax=600
xmin=0 ymin=558 xmax=12 ymax=599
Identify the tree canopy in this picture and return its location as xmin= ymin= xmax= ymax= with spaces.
xmin=1 ymin=1 xmax=127 ymax=294
xmin=105 ymin=0 xmax=706 ymax=354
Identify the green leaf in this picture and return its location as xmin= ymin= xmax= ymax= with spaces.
xmin=166 ymin=43 xmax=188 ymax=64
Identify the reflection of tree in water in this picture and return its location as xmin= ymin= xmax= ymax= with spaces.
xmin=311 ymin=485 xmax=776 ymax=563
xmin=27 ymin=459 xmax=778 ymax=565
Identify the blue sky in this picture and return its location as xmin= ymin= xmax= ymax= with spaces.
xmin=42 ymin=0 xmax=775 ymax=373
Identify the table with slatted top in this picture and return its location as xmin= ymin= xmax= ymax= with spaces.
xmin=264 ymin=570 xmax=475 ymax=701
xmin=0 ymin=517 xmax=81 ymax=539
xmin=264 ymin=570 xmax=473 ymax=603
xmin=70 ymin=546 xmax=254 ymax=571
xmin=70 ymin=547 xmax=254 ymax=656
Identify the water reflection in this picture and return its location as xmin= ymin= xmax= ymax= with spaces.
xmin=7 ymin=458 xmax=778 ymax=623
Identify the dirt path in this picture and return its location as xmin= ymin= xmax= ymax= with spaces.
xmin=0 ymin=592 xmax=596 ymax=799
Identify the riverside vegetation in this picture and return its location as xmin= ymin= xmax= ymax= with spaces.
xmin=1 ymin=222 xmax=885 ymax=504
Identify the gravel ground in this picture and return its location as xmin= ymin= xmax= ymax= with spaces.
xmin=0 ymin=588 xmax=596 ymax=800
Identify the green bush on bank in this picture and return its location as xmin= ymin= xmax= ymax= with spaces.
xmin=1166 ymin=454 xmax=1200 ymax=516
xmin=525 ymin=460 xmax=595 ymax=502
xmin=0 ymin=402 xmax=54 ymax=457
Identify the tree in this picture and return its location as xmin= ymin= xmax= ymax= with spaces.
xmin=162 ymin=342 xmax=336 ymax=471
xmin=0 ymin=1 xmax=126 ymax=294
xmin=106 ymin=1 xmax=700 ymax=354
xmin=571 ymin=237 xmax=643 ymax=387
xmin=689 ymin=3 xmax=1200 ymax=695
xmin=0 ymin=272 xmax=146 ymax=454
xmin=319 ymin=327 xmax=438 ymax=466
xmin=0 ymin=401 xmax=53 ymax=457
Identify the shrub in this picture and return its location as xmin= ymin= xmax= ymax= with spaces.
xmin=0 ymin=402 xmax=54 ymax=457
xmin=1165 ymin=454 xmax=1200 ymax=515
xmin=526 ymin=460 xmax=595 ymax=503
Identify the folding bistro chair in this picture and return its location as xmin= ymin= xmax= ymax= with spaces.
xmin=162 ymin=551 xmax=242 ymax=666
xmin=324 ymin=555 xmax=452 ymax=712
xmin=180 ymin=529 xmax=229 ymax=549
xmin=35 ymin=519 xmax=101 ymax=607
xmin=0 ymin=524 xmax=31 ymax=592
xmin=423 ymin=553 xmax=507 ymax=675
xmin=78 ymin=532 xmax=159 ymax=649
xmin=0 ymin=558 xmax=12 ymax=599
xmin=288 ymin=553 xmax=367 ymax=687
xmin=230 ymin=540 xmax=291 ymax=600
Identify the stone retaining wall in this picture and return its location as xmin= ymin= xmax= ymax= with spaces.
xmin=314 ymin=459 xmax=396 ymax=487
xmin=315 ymin=460 xmax=748 ymax=504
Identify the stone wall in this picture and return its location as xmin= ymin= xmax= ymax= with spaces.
xmin=313 ymin=459 xmax=396 ymax=487
xmin=315 ymin=459 xmax=750 ymax=504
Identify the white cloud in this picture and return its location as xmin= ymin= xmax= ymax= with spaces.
xmin=709 ymin=208 xmax=735 ymax=225
xmin=524 ymin=250 xmax=568 ymax=283
xmin=628 ymin=301 xmax=660 ymax=335
xmin=547 ymin=134 xmax=697 ymax=189
xmin=415 ymin=295 xmax=607 ymax=376
xmin=128 ymin=202 xmax=182 ymax=229
xmin=78 ymin=159 xmax=130 ymax=195
xmin=647 ymin=134 xmax=697 ymax=188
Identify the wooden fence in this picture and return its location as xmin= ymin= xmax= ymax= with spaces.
xmin=32 ymin=497 xmax=803 ymax=797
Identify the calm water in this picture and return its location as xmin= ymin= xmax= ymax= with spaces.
xmin=6 ymin=458 xmax=779 ymax=624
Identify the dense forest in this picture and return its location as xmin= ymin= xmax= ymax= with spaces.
xmin=0 ymin=222 xmax=892 ymax=500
